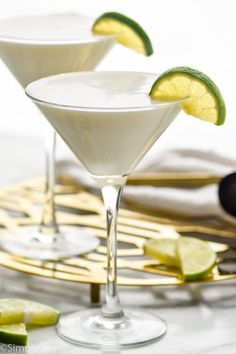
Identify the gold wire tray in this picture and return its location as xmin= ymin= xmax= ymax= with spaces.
xmin=0 ymin=176 xmax=235 ymax=303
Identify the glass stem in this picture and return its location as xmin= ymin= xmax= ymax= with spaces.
xmin=100 ymin=177 xmax=127 ymax=325
xmin=40 ymin=126 xmax=59 ymax=236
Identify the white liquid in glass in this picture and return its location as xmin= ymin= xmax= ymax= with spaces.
xmin=0 ymin=14 xmax=114 ymax=86
xmin=27 ymin=71 xmax=181 ymax=177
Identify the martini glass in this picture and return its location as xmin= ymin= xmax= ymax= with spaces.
xmin=0 ymin=14 xmax=114 ymax=259
xmin=26 ymin=71 xmax=185 ymax=349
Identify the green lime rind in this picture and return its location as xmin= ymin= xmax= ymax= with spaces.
xmin=150 ymin=66 xmax=226 ymax=125
xmin=0 ymin=324 xmax=28 ymax=346
xmin=176 ymin=237 xmax=217 ymax=281
xmin=93 ymin=12 xmax=153 ymax=56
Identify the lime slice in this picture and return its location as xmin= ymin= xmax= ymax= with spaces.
xmin=150 ymin=66 xmax=226 ymax=125
xmin=177 ymin=237 xmax=217 ymax=281
xmin=0 ymin=299 xmax=60 ymax=325
xmin=92 ymin=12 xmax=153 ymax=56
xmin=144 ymin=238 xmax=179 ymax=267
xmin=144 ymin=236 xmax=217 ymax=281
xmin=0 ymin=323 xmax=28 ymax=346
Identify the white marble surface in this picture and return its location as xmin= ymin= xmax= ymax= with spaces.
xmin=1 ymin=268 xmax=236 ymax=354
xmin=0 ymin=135 xmax=235 ymax=354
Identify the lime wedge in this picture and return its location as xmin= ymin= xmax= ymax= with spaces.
xmin=92 ymin=12 xmax=153 ymax=56
xmin=144 ymin=238 xmax=179 ymax=267
xmin=177 ymin=237 xmax=217 ymax=281
xmin=144 ymin=236 xmax=217 ymax=281
xmin=0 ymin=323 xmax=28 ymax=346
xmin=150 ymin=66 xmax=226 ymax=125
xmin=0 ymin=299 xmax=60 ymax=325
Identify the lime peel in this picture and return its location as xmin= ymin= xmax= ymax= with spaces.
xmin=150 ymin=66 xmax=226 ymax=125
xmin=92 ymin=12 xmax=153 ymax=56
xmin=0 ymin=323 xmax=28 ymax=346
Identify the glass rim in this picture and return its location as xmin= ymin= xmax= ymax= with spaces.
xmin=25 ymin=71 xmax=189 ymax=113
xmin=0 ymin=33 xmax=115 ymax=45
xmin=0 ymin=12 xmax=116 ymax=45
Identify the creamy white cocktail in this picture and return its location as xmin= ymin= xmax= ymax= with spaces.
xmin=0 ymin=14 xmax=114 ymax=259
xmin=26 ymin=71 xmax=183 ymax=348
xmin=27 ymin=71 xmax=180 ymax=178
xmin=0 ymin=14 xmax=114 ymax=86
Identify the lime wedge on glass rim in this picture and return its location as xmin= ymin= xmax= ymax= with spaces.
xmin=150 ymin=66 xmax=226 ymax=125
xmin=144 ymin=237 xmax=217 ymax=281
xmin=0 ymin=323 xmax=28 ymax=346
xmin=92 ymin=12 xmax=153 ymax=56
xmin=0 ymin=299 xmax=60 ymax=326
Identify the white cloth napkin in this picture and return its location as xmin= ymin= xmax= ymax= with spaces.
xmin=56 ymin=149 xmax=236 ymax=224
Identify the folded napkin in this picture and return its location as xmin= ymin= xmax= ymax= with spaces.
xmin=56 ymin=148 xmax=236 ymax=224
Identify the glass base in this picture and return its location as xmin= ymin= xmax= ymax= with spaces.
xmin=57 ymin=308 xmax=167 ymax=349
xmin=0 ymin=225 xmax=100 ymax=260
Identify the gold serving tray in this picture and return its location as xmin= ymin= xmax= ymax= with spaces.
xmin=0 ymin=176 xmax=235 ymax=303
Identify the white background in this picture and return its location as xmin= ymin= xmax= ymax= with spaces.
xmin=0 ymin=0 xmax=235 ymax=161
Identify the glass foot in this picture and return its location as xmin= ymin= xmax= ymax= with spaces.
xmin=0 ymin=225 xmax=100 ymax=260
xmin=57 ymin=308 xmax=167 ymax=349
